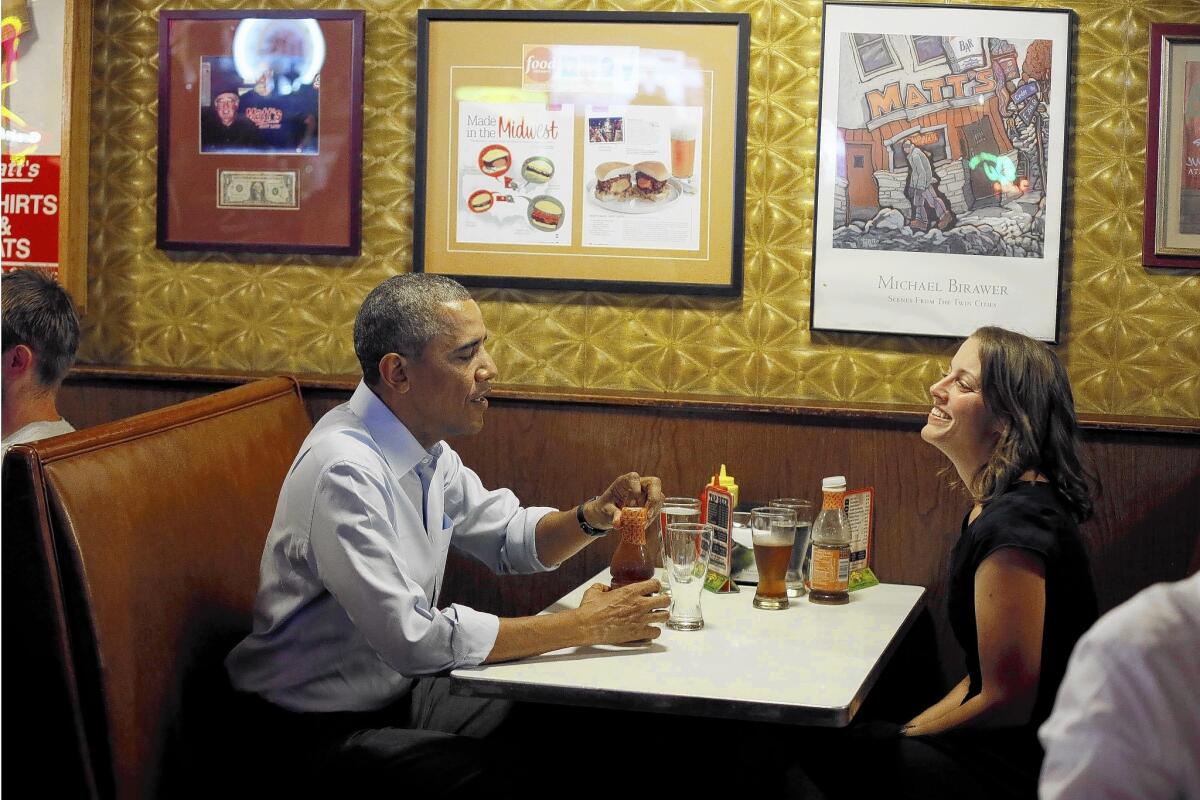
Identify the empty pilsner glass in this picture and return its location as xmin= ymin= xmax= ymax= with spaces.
xmin=771 ymin=498 xmax=813 ymax=598
xmin=663 ymin=522 xmax=712 ymax=630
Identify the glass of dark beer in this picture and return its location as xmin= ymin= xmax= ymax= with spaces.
xmin=750 ymin=506 xmax=795 ymax=610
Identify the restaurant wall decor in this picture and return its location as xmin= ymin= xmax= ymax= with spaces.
xmin=811 ymin=3 xmax=1072 ymax=341
xmin=414 ymin=10 xmax=750 ymax=295
xmin=1143 ymin=23 xmax=1200 ymax=269
xmin=156 ymin=10 xmax=365 ymax=254
xmin=79 ymin=0 xmax=1199 ymax=420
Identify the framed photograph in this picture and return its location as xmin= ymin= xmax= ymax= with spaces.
xmin=156 ymin=10 xmax=364 ymax=254
xmin=811 ymin=3 xmax=1074 ymax=341
xmin=1143 ymin=24 xmax=1200 ymax=269
xmin=413 ymin=10 xmax=750 ymax=295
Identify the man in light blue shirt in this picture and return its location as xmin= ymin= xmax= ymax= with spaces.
xmin=226 ymin=274 xmax=666 ymax=795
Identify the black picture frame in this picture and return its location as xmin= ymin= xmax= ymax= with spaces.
xmin=810 ymin=2 xmax=1073 ymax=341
xmin=413 ymin=9 xmax=749 ymax=295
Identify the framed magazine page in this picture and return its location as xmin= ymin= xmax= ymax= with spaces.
xmin=413 ymin=9 xmax=750 ymax=295
xmin=156 ymin=10 xmax=364 ymax=254
xmin=811 ymin=3 xmax=1073 ymax=341
xmin=1143 ymin=23 xmax=1200 ymax=269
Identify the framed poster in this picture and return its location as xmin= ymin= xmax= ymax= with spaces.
xmin=156 ymin=10 xmax=364 ymax=254
xmin=1143 ymin=23 xmax=1200 ymax=269
xmin=414 ymin=10 xmax=750 ymax=295
xmin=811 ymin=3 xmax=1073 ymax=341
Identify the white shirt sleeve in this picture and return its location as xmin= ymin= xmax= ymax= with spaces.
xmin=439 ymin=447 xmax=556 ymax=574
xmin=1039 ymin=578 xmax=1200 ymax=800
xmin=307 ymin=460 xmax=499 ymax=676
xmin=1038 ymin=632 xmax=1176 ymax=800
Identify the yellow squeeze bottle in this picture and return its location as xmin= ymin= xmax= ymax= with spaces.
xmin=716 ymin=464 xmax=739 ymax=508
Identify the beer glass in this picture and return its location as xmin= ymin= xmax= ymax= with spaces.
xmin=659 ymin=497 xmax=701 ymax=595
xmin=771 ymin=498 xmax=813 ymax=598
xmin=670 ymin=121 xmax=697 ymax=183
xmin=750 ymin=506 xmax=795 ymax=610
xmin=663 ymin=522 xmax=712 ymax=630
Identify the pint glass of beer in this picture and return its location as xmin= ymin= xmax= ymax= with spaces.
xmin=750 ymin=506 xmax=795 ymax=610
xmin=670 ymin=120 xmax=697 ymax=182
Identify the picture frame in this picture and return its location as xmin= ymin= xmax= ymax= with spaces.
xmin=413 ymin=9 xmax=750 ymax=295
xmin=810 ymin=3 xmax=1074 ymax=341
xmin=1143 ymin=23 xmax=1200 ymax=269
xmin=156 ymin=10 xmax=364 ymax=255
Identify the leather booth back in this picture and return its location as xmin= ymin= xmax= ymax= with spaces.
xmin=3 ymin=377 xmax=312 ymax=799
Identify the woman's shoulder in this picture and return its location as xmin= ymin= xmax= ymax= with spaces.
xmin=968 ymin=482 xmax=1076 ymax=558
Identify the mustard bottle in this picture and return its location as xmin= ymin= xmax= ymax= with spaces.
xmin=716 ymin=464 xmax=739 ymax=508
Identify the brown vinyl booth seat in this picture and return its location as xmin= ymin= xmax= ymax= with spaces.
xmin=2 ymin=376 xmax=312 ymax=799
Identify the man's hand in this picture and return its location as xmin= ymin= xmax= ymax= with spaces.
xmin=486 ymin=578 xmax=669 ymax=662
xmin=575 ymin=579 xmax=669 ymax=645
xmin=582 ymin=472 xmax=664 ymax=531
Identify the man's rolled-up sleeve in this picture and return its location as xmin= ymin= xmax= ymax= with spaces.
xmin=441 ymin=450 xmax=556 ymax=574
xmin=308 ymin=460 xmax=500 ymax=675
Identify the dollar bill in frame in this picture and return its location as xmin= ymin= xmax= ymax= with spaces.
xmin=157 ymin=10 xmax=364 ymax=254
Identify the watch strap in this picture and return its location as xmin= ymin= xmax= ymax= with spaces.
xmin=576 ymin=497 xmax=611 ymax=537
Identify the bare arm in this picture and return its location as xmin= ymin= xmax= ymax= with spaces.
xmin=484 ymin=578 xmax=669 ymax=663
xmin=904 ymin=676 xmax=970 ymax=730
xmin=533 ymin=472 xmax=663 ymax=567
xmin=903 ymin=547 xmax=1046 ymax=736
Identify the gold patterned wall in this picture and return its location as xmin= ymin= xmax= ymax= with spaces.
xmin=82 ymin=0 xmax=1200 ymax=419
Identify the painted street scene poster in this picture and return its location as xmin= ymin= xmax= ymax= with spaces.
xmin=831 ymin=33 xmax=1053 ymax=258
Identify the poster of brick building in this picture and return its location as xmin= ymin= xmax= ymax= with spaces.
xmin=812 ymin=4 xmax=1072 ymax=341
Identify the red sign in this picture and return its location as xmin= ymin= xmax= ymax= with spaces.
xmin=1 ymin=154 xmax=60 ymax=272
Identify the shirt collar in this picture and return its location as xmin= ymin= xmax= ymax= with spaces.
xmin=348 ymin=380 xmax=443 ymax=476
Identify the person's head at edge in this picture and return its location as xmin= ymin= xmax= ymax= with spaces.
xmin=353 ymin=274 xmax=498 ymax=449
xmin=921 ymin=325 xmax=1093 ymax=522
xmin=1 ymin=269 xmax=81 ymax=437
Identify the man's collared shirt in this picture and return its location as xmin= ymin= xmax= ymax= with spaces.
xmin=226 ymin=381 xmax=555 ymax=712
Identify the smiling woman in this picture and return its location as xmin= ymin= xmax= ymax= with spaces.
xmin=796 ymin=326 xmax=1099 ymax=800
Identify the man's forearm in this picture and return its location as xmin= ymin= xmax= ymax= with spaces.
xmin=484 ymin=611 xmax=586 ymax=664
xmin=534 ymin=506 xmax=604 ymax=567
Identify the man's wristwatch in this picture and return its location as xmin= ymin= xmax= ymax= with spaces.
xmin=576 ymin=497 xmax=611 ymax=537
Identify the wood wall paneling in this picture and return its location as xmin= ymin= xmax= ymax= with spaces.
xmin=57 ymin=372 xmax=1200 ymax=693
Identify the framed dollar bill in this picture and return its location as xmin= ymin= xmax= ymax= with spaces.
xmin=156 ymin=10 xmax=364 ymax=254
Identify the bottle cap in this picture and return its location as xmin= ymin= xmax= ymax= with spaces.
xmin=822 ymin=475 xmax=847 ymax=491
xmin=717 ymin=464 xmax=739 ymax=494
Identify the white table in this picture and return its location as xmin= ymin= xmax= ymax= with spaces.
xmin=450 ymin=570 xmax=925 ymax=726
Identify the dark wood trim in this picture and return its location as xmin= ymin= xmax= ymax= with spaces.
xmin=70 ymin=363 xmax=1200 ymax=434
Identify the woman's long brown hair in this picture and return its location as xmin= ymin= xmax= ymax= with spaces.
xmin=970 ymin=327 xmax=1096 ymax=522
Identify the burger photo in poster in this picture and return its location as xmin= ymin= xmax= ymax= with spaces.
xmin=478 ymin=145 xmax=512 ymax=176
xmin=594 ymin=161 xmax=633 ymax=201
xmin=527 ymin=196 xmax=565 ymax=232
xmin=520 ymin=156 xmax=555 ymax=184
xmin=589 ymin=160 xmax=680 ymax=213
xmin=467 ymin=190 xmax=494 ymax=213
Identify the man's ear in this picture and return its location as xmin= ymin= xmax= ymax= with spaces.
xmin=377 ymin=353 xmax=410 ymax=394
xmin=2 ymin=345 xmax=34 ymax=380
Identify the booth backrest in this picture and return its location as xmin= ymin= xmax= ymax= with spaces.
xmin=2 ymin=376 xmax=312 ymax=799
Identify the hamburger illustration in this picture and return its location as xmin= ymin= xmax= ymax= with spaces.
xmin=632 ymin=161 xmax=670 ymax=202
xmin=521 ymin=156 xmax=554 ymax=183
xmin=528 ymin=196 xmax=564 ymax=232
xmin=467 ymin=190 xmax=493 ymax=213
xmin=594 ymin=161 xmax=632 ymax=201
xmin=479 ymin=146 xmax=510 ymax=174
